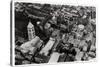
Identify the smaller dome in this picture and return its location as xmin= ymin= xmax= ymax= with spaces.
xmin=78 ymin=24 xmax=84 ymax=30
xmin=37 ymin=21 xmax=41 ymax=25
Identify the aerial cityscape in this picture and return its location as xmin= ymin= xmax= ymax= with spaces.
xmin=14 ymin=2 xmax=96 ymax=65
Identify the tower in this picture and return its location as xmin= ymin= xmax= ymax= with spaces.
xmin=27 ymin=21 xmax=35 ymax=40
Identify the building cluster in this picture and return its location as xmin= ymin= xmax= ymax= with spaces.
xmin=15 ymin=3 xmax=96 ymax=65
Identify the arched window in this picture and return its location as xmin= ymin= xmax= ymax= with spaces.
xmin=28 ymin=29 xmax=31 ymax=32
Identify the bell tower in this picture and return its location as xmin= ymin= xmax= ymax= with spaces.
xmin=27 ymin=21 xmax=35 ymax=40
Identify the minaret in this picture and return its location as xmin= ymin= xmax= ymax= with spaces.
xmin=27 ymin=21 xmax=35 ymax=40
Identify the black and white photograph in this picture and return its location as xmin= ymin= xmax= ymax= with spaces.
xmin=11 ymin=1 xmax=96 ymax=66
